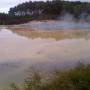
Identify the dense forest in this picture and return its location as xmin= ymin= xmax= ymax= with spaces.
xmin=0 ymin=0 xmax=90 ymax=25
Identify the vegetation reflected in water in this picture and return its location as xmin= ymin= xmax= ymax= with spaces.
xmin=9 ymin=28 xmax=90 ymax=40
xmin=0 ymin=28 xmax=90 ymax=89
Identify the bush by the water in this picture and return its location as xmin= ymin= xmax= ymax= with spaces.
xmin=6 ymin=63 xmax=90 ymax=90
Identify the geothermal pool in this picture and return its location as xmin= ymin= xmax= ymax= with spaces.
xmin=0 ymin=21 xmax=90 ymax=88
xmin=21 ymin=20 xmax=90 ymax=30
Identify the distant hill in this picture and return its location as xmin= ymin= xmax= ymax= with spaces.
xmin=0 ymin=0 xmax=90 ymax=25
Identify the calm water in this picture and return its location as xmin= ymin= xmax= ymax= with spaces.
xmin=0 ymin=26 xmax=90 ymax=88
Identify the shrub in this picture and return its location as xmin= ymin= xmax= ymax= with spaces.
xmin=6 ymin=63 xmax=90 ymax=90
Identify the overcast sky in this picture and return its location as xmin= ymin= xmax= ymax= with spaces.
xmin=0 ymin=0 xmax=89 ymax=13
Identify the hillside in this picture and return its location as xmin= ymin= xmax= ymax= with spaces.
xmin=0 ymin=0 xmax=90 ymax=24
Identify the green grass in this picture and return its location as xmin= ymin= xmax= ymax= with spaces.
xmin=6 ymin=63 xmax=90 ymax=90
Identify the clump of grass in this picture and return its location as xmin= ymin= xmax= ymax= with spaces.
xmin=6 ymin=63 xmax=90 ymax=90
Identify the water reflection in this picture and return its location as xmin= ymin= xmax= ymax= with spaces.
xmin=9 ymin=28 xmax=90 ymax=40
xmin=0 ymin=28 xmax=90 ymax=65
xmin=0 ymin=28 xmax=90 ymax=88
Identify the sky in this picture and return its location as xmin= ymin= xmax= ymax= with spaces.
xmin=0 ymin=0 xmax=90 ymax=13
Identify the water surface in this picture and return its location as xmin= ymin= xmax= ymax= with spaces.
xmin=0 ymin=27 xmax=90 ymax=88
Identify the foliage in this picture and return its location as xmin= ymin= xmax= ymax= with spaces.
xmin=6 ymin=63 xmax=90 ymax=90
xmin=0 ymin=0 xmax=90 ymax=24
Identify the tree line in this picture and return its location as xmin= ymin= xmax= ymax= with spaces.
xmin=0 ymin=0 xmax=90 ymax=25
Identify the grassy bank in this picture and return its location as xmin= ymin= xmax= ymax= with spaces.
xmin=5 ymin=63 xmax=90 ymax=90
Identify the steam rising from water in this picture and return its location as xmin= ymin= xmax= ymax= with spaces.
xmin=59 ymin=13 xmax=90 ymax=22
xmin=27 ymin=13 xmax=90 ymax=30
xmin=29 ymin=21 xmax=90 ymax=30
